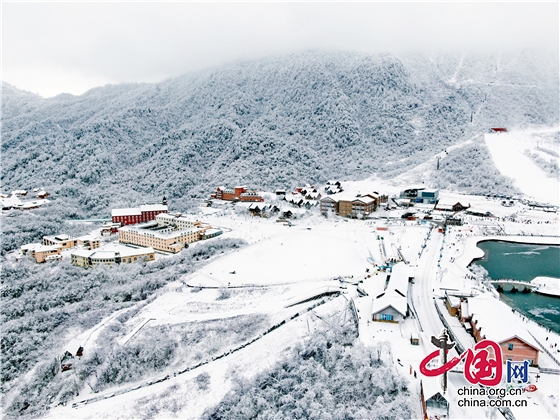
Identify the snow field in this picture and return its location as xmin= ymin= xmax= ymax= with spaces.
xmin=484 ymin=130 xmax=560 ymax=206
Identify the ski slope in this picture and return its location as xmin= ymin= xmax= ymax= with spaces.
xmin=485 ymin=128 xmax=559 ymax=206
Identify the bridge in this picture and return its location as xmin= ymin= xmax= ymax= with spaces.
xmin=489 ymin=279 xmax=537 ymax=290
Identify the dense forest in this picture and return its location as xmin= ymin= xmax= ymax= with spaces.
xmin=1 ymin=237 xmax=247 ymax=417
xmin=2 ymin=50 xmax=558 ymax=218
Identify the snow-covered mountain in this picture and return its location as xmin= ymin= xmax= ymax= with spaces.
xmin=2 ymin=50 xmax=557 ymax=216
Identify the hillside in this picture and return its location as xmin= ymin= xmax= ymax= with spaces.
xmin=2 ymin=50 xmax=558 ymax=217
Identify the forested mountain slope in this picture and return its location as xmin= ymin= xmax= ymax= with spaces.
xmin=2 ymin=50 xmax=557 ymax=216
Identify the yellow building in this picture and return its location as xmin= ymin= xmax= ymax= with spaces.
xmin=43 ymin=234 xmax=77 ymax=249
xmin=118 ymin=223 xmax=205 ymax=253
xmin=76 ymin=235 xmax=101 ymax=250
xmin=21 ymin=243 xmax=62 ymax=263
xmin=71 ymin=244 xmax=155 ymax=267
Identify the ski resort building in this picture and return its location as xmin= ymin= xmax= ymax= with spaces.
xmin=211 ymin=186 xmax=264 ymax=202
xmin=118 ymin=213 xmax=219 ymax=253
xmin=118 ymin=223 xmax=202 ymax=253
xmin=71 ymin=243 xmax=155 ymax=267
xmin=463 ymin=295 xmax=542 ymax=366
xmin=371 ymin=262 xmax=411 ymax=323
xmin=435 ymin=197 xmax=470 ymax=212
xmin=400 ymin=187 xmax=440 ymax=204
xmin=111 ymin=204 xmax=168 ymax=226
xmin=320 ymin=192 xmax=387 ymax=218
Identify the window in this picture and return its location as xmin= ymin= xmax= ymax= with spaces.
xmin=380 ymin=313 xmax=394 ymax=321
xmin=508 ymin=344 xmax=514 ymax=351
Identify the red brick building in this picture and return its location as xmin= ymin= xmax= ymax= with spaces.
xmin=111 ymin=204 xmax=168 ymax=226
xmin=211 ymin=186 xmax=264 ymax=202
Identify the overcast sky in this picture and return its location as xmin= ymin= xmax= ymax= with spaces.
xmin=2 ymin=2 xmax=558 ymax=98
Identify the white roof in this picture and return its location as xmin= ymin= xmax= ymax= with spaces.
xmin=25 ymin=244 xmax=61 ymax=252
xmin=371 ymin=292 xmax=407 ymax=317
xmin=119 ymin=224 xmax=199 ymax=239
xmin=77 ymin=234 xmax=99 ymax=241
xmin=21 ymin=243 xmax=42 ymax=251
xmin=387 ymin=262 xmax=409 ymax=297
xmin=140 ymin=204 xmax=168 ymax=212
xmin=156 ymin=213 xmax=197 ymax=223
xmin=468 ymin=294 xmax=541 ymax=351
xmin=437 ymin=197 xmax=470 ymax=207
xmin=72 ymin=249 xmax=95 ymax=258
xmin=72 ymin=244 xmax=154 ymax=259
xmin=320 ymin=191 xmax=378 ymax=203
xmin=446 ymin=295 xmax=461 ymax=306
xmin=112 ymin=208 xmax=141 ymax=217
xmin=204 ymin=228 xmax=222 ymax=235
xmin=90 ymin=251 xmax=115 ymax=260
xmin=422 ymin=377 xmax=447 ymax=402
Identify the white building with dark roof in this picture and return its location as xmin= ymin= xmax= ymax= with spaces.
xmin=371 ymin=262 xmax=411 ymax=322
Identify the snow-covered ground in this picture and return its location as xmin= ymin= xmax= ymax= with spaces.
xmin=485 ymin=128 xmax=560 ymax=206
xmin=43 ymin=129 xmax=560 ymax=420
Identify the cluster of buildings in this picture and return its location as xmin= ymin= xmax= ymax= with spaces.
xmin=1 ymin=188 xmax=50 ymax=211
xmin=207 ymin=182 xmax=391 ymax=219
xmin=445 ymin=293 xmax=542 ymax=366
xmin=320 ymin=192 xmax=388 ymax=218
xmin=363 ymin=261 xmax=542 ymax=368
xmin=284 ymin=185 xmax=322 ymax=209
xmin=211 ymin=186 xmax=264 ymax=202
xmin=21 ymin=234 xmax=102 ymax=264
xmin=21 ymin=200 xmax=222 ymax=267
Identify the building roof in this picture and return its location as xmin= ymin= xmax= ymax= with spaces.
xmin=468 ymin=294 xmax=541 ymax=351
xmin=72 ymin=244 xmax=155 ymax=259
xmin=116 ymin=245 xmax=154 ymax=257
xmin=320 ymin=191 xmax=379 ymax=203
xmin=43 ymin=234 xmax=72 ymax=242
xmin=156 ymin=213 xmax=198 ymax=223
xmin=203 ymin=228 xmax=223 ymax=236
xmin=140 ymin=204 xmax=168 ymax=212
xmin=23 ymin=243 xmax=61 ymax=253
xmin=387 ymin=262 xmax=410 ymax=297
xmin=77 ymin=234 xmax=100 ymax=242
xmin=119 ymin=224 xmax=200 ymax=240
xmin=436 ymin=197 xmax=470 ymax=208
xmin=112 ymin=207 xmax=142 ymax=217
xmin=371 ymin=293 xmax=407 ymax=317
xmin=72 ymin=249 xmax=95 ymax=258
